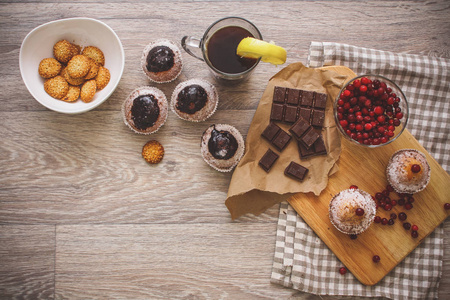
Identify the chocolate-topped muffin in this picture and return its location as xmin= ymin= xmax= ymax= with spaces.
xmin=141 ymin=39 xmax=183 ymax=83
xmin=201 ymin=124 xmax=245 ymax=172
xmin=170 ymin=79 xmax=218 ymax=122
xmin=122 ymin=86 xmax=168 ymax=134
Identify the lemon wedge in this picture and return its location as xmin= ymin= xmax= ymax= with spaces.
xmin=236 ymin=37 xmax=287 ymax=65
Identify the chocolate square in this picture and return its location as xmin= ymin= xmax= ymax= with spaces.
xmin=300 ymin=127 xmax=320 ymax=149
xmin=272 ymin=130 xmax=292 ymax=151
xmin=313 ymin=135 xmax=327 ymax=155
xmin=298 ymin=140 xmax=316 ymax=159
xmin=289 ymin=117 xmax=310 ymax=140
xmin=284 ymin=105 xmax=298 ymax=123
xmin=301 ymin=90 xmax=314 ymax=107
xmin=299 ymin=107 xmax=312 ymax=123
xmin=284 ymin=161 xmax=309 ymax=181
xmin=298 ymin=135 xmax=327 ymax=159
xmin=287 ymin=88 xmax=300 ymax=105
xmin=314 ymin=92 xmax=327 ymax=109
xmin=261 ymin=122 xmax=281 ymax=142
xmin=311 ymin=110 xmax=325 ymax=127
xmin=270 ymin=103 xmax=284 ymax=121
xmin=273 ymin=87 xmax=286 ymax=103
xmin=259 ymin=148 xmax=279 ymax=172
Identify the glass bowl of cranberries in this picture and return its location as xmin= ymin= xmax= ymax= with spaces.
xmin=334 ymin=75 xmax=409 ymax=147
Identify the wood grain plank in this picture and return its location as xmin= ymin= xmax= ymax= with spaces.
xmin=0 ymin=225 xmax=55 ymax=300
xmin=55 ymin=223 xmax=293 ymax=299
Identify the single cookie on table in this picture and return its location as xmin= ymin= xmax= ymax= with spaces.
xmin=95 ymin=66 xmax=110 ymax=90
xmin=80 ymin=80 xmax=97 ymax=103
xmin=386 ymin=149 xmax=431 ymax=194
xmin=142 ymin=140 xmax=165 ymax=164
xmin=200 ymin=124 xmax=245 ymax=172
xmin=53 ymin=39 xmax=80 ymax=64
xmin=329 ymin=188 xmax=376 ymax=235
xmin=122 ymin=86 xmax=168 ymax=135
xmin=38 ymin=58 xmax=62 ymax=79
xmin=141 ymin=39 xmax=183 ymax=83
xmin=82 ymin=46 xmax=105 ymax=66
xmin=170 ymin=79 xmax=218 ymax=122
xmin=61 ymin=85 xmax=80 ymax=102
xmin=67 ymin=55 xmax=91 ymax=78
xmin=44 ymin=75 xmax=69 ymax=99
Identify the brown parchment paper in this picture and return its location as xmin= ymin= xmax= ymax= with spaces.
xmin=225 ymin=62 xmax=356 ymax=220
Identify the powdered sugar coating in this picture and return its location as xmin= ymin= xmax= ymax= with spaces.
xmin=201 ymin=124 xmax=245 ymax=172
xmin=386 ymin=149 xmax=431 ymax=194
xmin=329 ymin=189 xmax=376 ymax=235
xmin=170 ymin=79 xmax=218 ymax=122
xmin=141 ymin=39 xmax=183 ymax=83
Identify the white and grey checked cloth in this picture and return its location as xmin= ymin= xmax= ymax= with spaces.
xmin=271 ymin=42 xmax=450 ymax=300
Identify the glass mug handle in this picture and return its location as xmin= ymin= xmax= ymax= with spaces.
xmin=181 ymin=36 xmax=204 ymax=61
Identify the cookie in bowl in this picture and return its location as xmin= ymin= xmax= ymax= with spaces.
xmin=122 ymin=86 xmax=168 ymax=135
xmin=201 ymin=124 xmax=245 ymax=172
xmin=386 ymin=149 xmax=431 ymax=194
xmin=329 ymin=188 xmax=376 ymax=235
xmin=141 ymin=39 xmax=183 ymax=83
xmin=170 ymin=79 xmax=218 ymax=122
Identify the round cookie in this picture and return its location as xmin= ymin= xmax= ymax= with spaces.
xmin=38 ymin=58 xmax=62 ymax=79
xmin=95 ymin=66 xmax=110 ymax=90
xmin=53 ymin=40 xmax=80 ymax=64
xmin=200 ymin=124 xmax=245 ymax=172
xmin=170 ymin=79 xmax=218 ymax=122
xmin=142 ymin=140 xmax=165 ymax=164
xmin=141 ymin=39 xmax=183 ymax=83
xmin=84 ymin=59 xmax=99 ymax=80
xmin=67 ymin=55 xmax=91 ymax=78
xmin=80 ymin=80 xmax=97 ymax=103
xmin=44 ymin=76 xmax=69 ymax=99
xmin=122 ymin=86 xmax=168 ymax=135
xmin=82 ymin=46 xmax=105 ymax=66
xmin=61 ymin=66 xmax=85 ymax=86
xmin=61 ymin=85 xmax=81 ymax=102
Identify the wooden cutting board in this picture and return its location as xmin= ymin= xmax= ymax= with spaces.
xmin=288 ymin=66 xmax=450 ymax=286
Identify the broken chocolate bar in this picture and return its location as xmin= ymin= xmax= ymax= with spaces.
xmin=284 ymin=161 xmax=309 ymax=181
xmin=259 ymin=148 xmax=279 ymax=172
xmin=289 ymin=116 xmax=320 ymax=149
xmin=262 ymin=122 xmax=292 ymax=151
xmin=301 ymin=127 xmax=320 ymax=149
xmin=298 ymin=135 xmax=328 ymax=159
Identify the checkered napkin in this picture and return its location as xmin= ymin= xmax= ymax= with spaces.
xmin=271 ymin=42 xmax=450 ymax=299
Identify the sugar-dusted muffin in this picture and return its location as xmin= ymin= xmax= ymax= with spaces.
xmin=122 ymin=86 xmax=168 ymax=135
xmin=170 ymin=79 xmax=218 ymax=122
xmin=386 ymin=149 xmax=431 ymax=194
xmin=329 ymin=188 xmax=376 ymax=235
xmin=141 ymin=39 xmax=183 ymax=83
xmin=201 ymin=124 xmax=245 ymax=172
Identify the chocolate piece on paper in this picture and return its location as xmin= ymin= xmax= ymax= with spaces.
xmin=299 ymin=107 xmax=312 ymax=123
xmin=261 ymin=122 xmax=281 ymax=142
xmin=284 ymin=161 xmax=309 ymax=181
xmin=273 ymin=87 xmax=286 ymax=103
xmin=289 ymin=117 xmax=310 ymax=140
xmin=314 ymin=92 xmax=327 ymax=109
xmin=287 ymin=88 xmax=300 ymax=105
xmin=313 ymin=135 xmax=328 ymax=155
xmin=270 ymin=103 xmax=284 ymax=121
xmin=300 ymin=127 xmax=320 ymax=149
xmin=259 ymin=148 xmax=279 ymax=172
xmin=311 ymin=110 xmax=325 ymax=127
xmin=298 ymin=135 xmax=328 ymax=159
xmin=301 ymin=90 xmax=314 ymax=107
xmin=271 ymin=129 xmax=292 ymax=151
xmin=284 ymin=105 xmax=298 ymax=123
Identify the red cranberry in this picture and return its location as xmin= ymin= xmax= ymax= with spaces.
xmin=364 ymin=123 xmax=373 ymax=131
xmin=398 ymin=198 xmax=406 ymax=206
xmin=350 ymin=234 xmax=358 ymax=240
xmin=375 ymin=193 xmax=384 ymax=201
xmin=355 ymin=208 xmax=365 ymax=216
xmin=388 ymin=219 xmax=395 ymax=225
xmin=390 ymin=213 xmax=397 ymax=220
xmin=403 ymin=222 xmax=411 ymax=230
xmin=398 ymin=212 xmax=407 ymax=221
xmin=361 ymin=77 xmax=371 ymax=85
xmin=444 ymin=203 xmax=450 ymax=210
xmin=339 ymin=267 xmax=347 ymax=275
xmin=411 ymin=225 xmax=419 ymax=231
xmin=406 ymin=196 xmax=415 ymax=203
xmin=353 ymin=79 xmax=361 ymax=88
xmin=349 ymin=185 xmax=358 ymax=190
xmin=381 ymin=218 xmax=388 ymax=225
xmin=411 ymin=164 xmax=421 ymax=173
xmin=384 ymin=204 xmax=392 ymax=211
xmin=411 ymin=230 xmax=418 ymax=238
xmin=372 ymin=255 xmax=381 ymax=263
xmin=374 ymin=106 xmax=384 ymax=115
xmin=374 ymin=216 xmax=381 ymax=223
xmin=405 ymin=203 xmax=413 ymax=210
xmin=360 ymin=85 xmax=368 ymax=93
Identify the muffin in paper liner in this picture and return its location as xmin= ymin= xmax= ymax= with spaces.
xmin=201 ymin=124 xmax=245 ymax=172
xmin=328 ymin=188 xmax=376 ymax=235
xmin=141 ymin=39 xmax=183 ymax=83
xmin=386 ymin=149 xmax=431 ymax=194
xmin=170 ymin=78 xmax=218 ymax=122
xmin=122 ymin=86 xmax=168 ymax=135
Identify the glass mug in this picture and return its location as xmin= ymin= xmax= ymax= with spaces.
xmin=181 ymin=17 xmax=262 ymax=81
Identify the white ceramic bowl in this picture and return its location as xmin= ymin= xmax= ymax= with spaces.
xmin=20 ymin=17 xmax=125 ymax=114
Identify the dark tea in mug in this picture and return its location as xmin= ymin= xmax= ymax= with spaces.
xmin=206 ymin=26 xmax=258 ymax=74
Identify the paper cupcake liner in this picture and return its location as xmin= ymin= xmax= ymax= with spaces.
xmin=170 ymin=78 xmax=219 ymax=122
xmin=122 ymin=86 xmax=168 ymax=135
xmin=328 ymin=188 xmax=376 ymax=235
xmin=200 ymin=124 xmax=245 ymax=172
xmin=141 ymin=39 xmax=183 ymax=84
xmin=386 ymin=148 xmax=431 ymax=194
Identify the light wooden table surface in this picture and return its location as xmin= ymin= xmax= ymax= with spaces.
xmin=1 ymin=1 xmax=449 ymax=299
